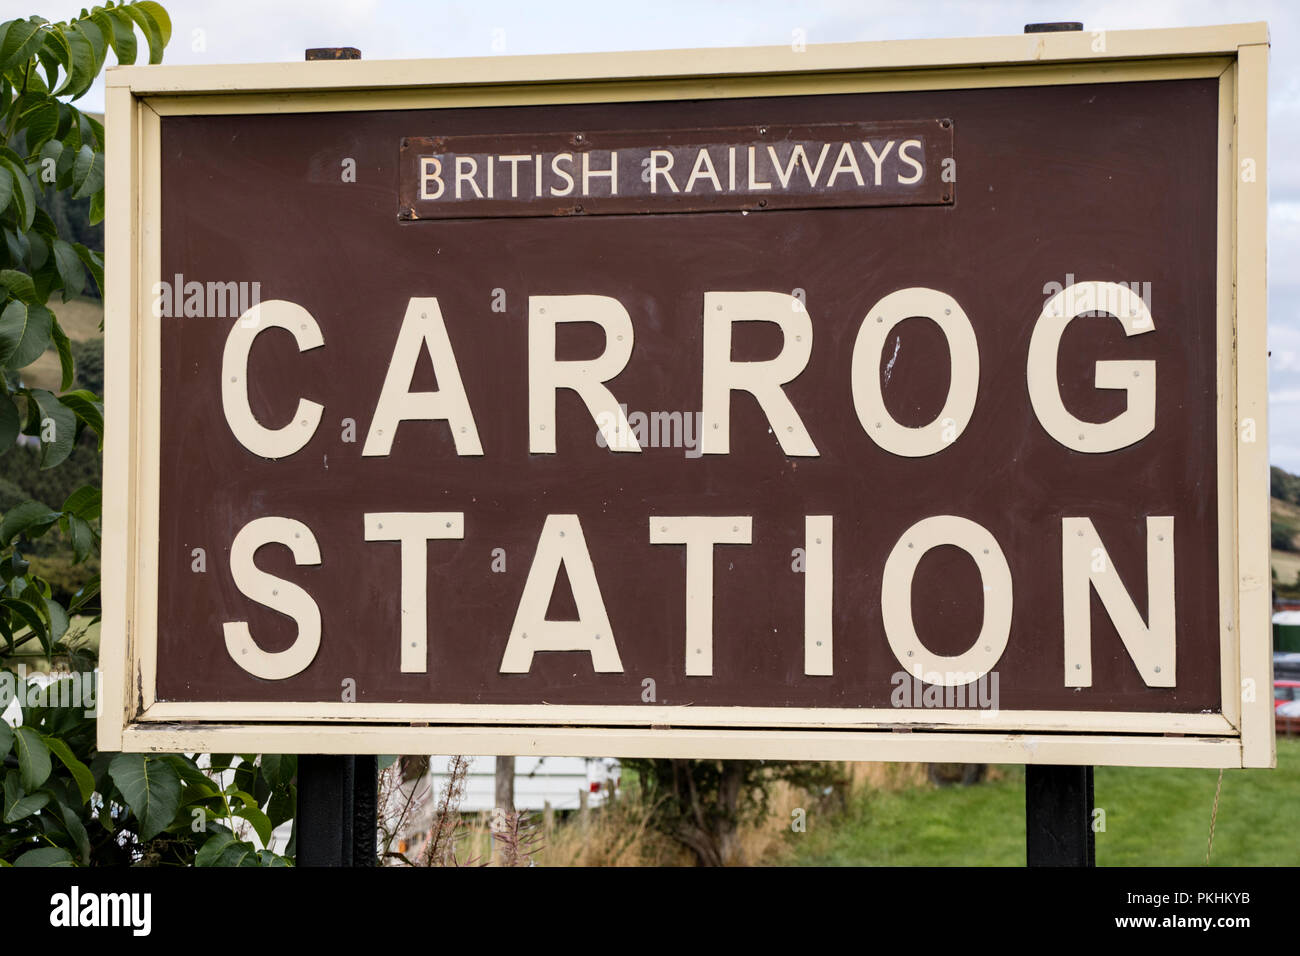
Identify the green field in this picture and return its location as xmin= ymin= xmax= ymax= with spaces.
xmin=775 ymin=738 xmax=1300 ymax=866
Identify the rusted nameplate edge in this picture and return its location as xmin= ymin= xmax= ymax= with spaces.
xmin=397 ymin=119 xmax=954 ymax=220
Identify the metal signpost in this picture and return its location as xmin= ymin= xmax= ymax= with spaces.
xmin=99 ymin=24 xmax=1272 ymax=866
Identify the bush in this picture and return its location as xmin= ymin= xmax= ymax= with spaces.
xmin=621 ymin=758 xmax=846 ymax=865
xmin=1274 ymin=518 xmax=1298 ymax=553
xmin=26 ymin=551 xmax=99 ymax=608
xmin=1274 ymin=466 xmax=1300 ymax=507
xmin=0 ymin=437 xmax=100 ymax=521
xmin=71 ymin=338 xmax=103 ymax=394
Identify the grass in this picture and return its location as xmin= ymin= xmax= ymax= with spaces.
xmin=1273 ymin=547 xmax=1300 ymax=591
xmin=772 ymin=739 xmax=1300 ymax=866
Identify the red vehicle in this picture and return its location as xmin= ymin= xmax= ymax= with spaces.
xmin=1275 ymin=680 xmax=1300 ymax=707
xmin=1275 ymin=680 xmax=1300 ymax=735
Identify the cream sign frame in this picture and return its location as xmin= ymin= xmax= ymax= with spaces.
xmin=100 ymin=23 xmax=1273 ymax=767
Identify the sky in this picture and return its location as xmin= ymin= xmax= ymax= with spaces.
xmin=7 ymin=0 xmax=1297 ymax=468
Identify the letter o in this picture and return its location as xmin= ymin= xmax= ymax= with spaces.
xmin=881 ymin=515 xmax=1011 ymax=685
xmin=851 ymin=288 xmax=979 ymax=457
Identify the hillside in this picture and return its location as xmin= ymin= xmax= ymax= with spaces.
xmin=1273 ymin=467 xmax=1300 ymax=596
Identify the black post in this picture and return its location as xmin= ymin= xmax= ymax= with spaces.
xmin=1026 ymin=764 xmax=1095 ymax=866
xmin=296 ymin=755 xmax=378 ymax=867
xmin=1017 ymin=19 xmax=1094 ymax=869
xmin=297 ymin=755 xmax=353 ymax=867
xmin=351 ymin=755 xmax=378 ymax=867
xmin=290 ymin=44 xmax=377 ymax=870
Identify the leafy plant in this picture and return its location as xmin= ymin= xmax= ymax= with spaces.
xmin=621 ymin=758 xmax=845 ymax=866
xmin=0 ymin=3 xmax=295 ymax=868
xmin=0 ymin=2 xmax=172 ymax=658
xmin=0 ymin=676 xmax=296 ymax=866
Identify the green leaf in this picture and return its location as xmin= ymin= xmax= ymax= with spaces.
xmin=59 ymin=801 xmax=91 ymax=863
xmin=0 ymin=720 xmax=12 ymax=755
xmin=14 ymin=725 xmax=52 ymax=790
xmin=26 ymin=231 xmax=49 ymax=276
xmin=104 ymin=7 xmax=137 ymax=65
xmin=41 ymin=22 xmax=71 ymax=75
xmin=125 ymin=2 xmax=169 ymax=64
xmin=208 ymin=753 xmax=234 ymax=772
xmin=0 ymin=394 xmax=18 ymax=453
xmin=50 ymin=316 xmax=73 ymax=389
xmin=3 ymin=228 xmax=30 ymax=267
xmin=43 ymin=735 xmax=94 ymax=803
xmin=88 ymin=189 xmax=104 ymax=226
xmin=20 ymin=101 xmax=59 ymax=157
xmin=13 ymin=846 xmax=73 ymax=867
xmin=55 ymin=22 xmax=93 ymax=98
xmin=89 ymin=11 xmax=117 ymax=61
xmin=234 ymin=804 xmax=273 ymax=845
xmin=3 ymin=773 xmax=49 ymax=822
xmin=1 ymin=549 xmax=30 ymax=581
xmin=0 ymin=170 xmax=12 ymax=220
xmin=108 ymin=752 xmax=181 ymax=841
xmin=167 ymin=755 xmax=218 ymax=796
xmin=36 ymin=46 xmax=60 ymax=94
xmin=0 ymin=19 xmax=45 ymax=74
xmin=65 ymin=21 xmax=105 ymax=100
xmin=28 ymin=389 xmax=75 ymax=469
xmin=0 ymin=501 xmax=59 ymax=545
xmin=60 ymin=113 xmax=82 ymax=156
xmin=72 ymin=243 xmax=102 ymax=296
xmin=51 ymin=240 xmax=84 ymax=302
xmin=136 ymin=2 xmax=173 ymax=46
xmin=195 ymin=829 xmax=237 ymax=866
xmin=233 ymin=806 xmax=271 ymax=842
xmin=67 ymin=573 xmax=98 ymax=612
xmin=58 ymin=390 xmax=102 ymax=444
xmin=58 ymin=390 xmax=102 ymax=447
xmin=84 ymin=112 xmax=104 ymax=151
xmin=67 ymin=514 xmax=93 ymax=562
xmin=71 ymin=144 xmax=103 ymax=200
xmin=0 ymin=300 xmax=53 ymax=369
xmin=41 ymin=593 xmax=68 ymax=644
xmin=0 ymin=157 xmax=35 ymax=231
xmin=225 ymin=787 xmax=259 ymax=809
xmin=258 ymin=850 xmax=291 ymax=867
xmin=63 ymin=485 xmax=100 ymax=520
xmin=266 ymin=783 xmax=294 ymax=828
xmin=79 ymin=16 xmax=107 ymax=71
xmin=220 ymin=841 xmax=260 ymax=867
xmin=0 ymin=270 xmax=37 ymax=304
xmin=31 ymin=205 xmax=57 ymax=240
xmin=2 ymin=598 xmax=47 ymax=655
xmin=259 ymin=753 xmax=291 ymax=787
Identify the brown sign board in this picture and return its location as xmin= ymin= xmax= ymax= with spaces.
xmin=101 ymin=24 xmax=1273 ymax=766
